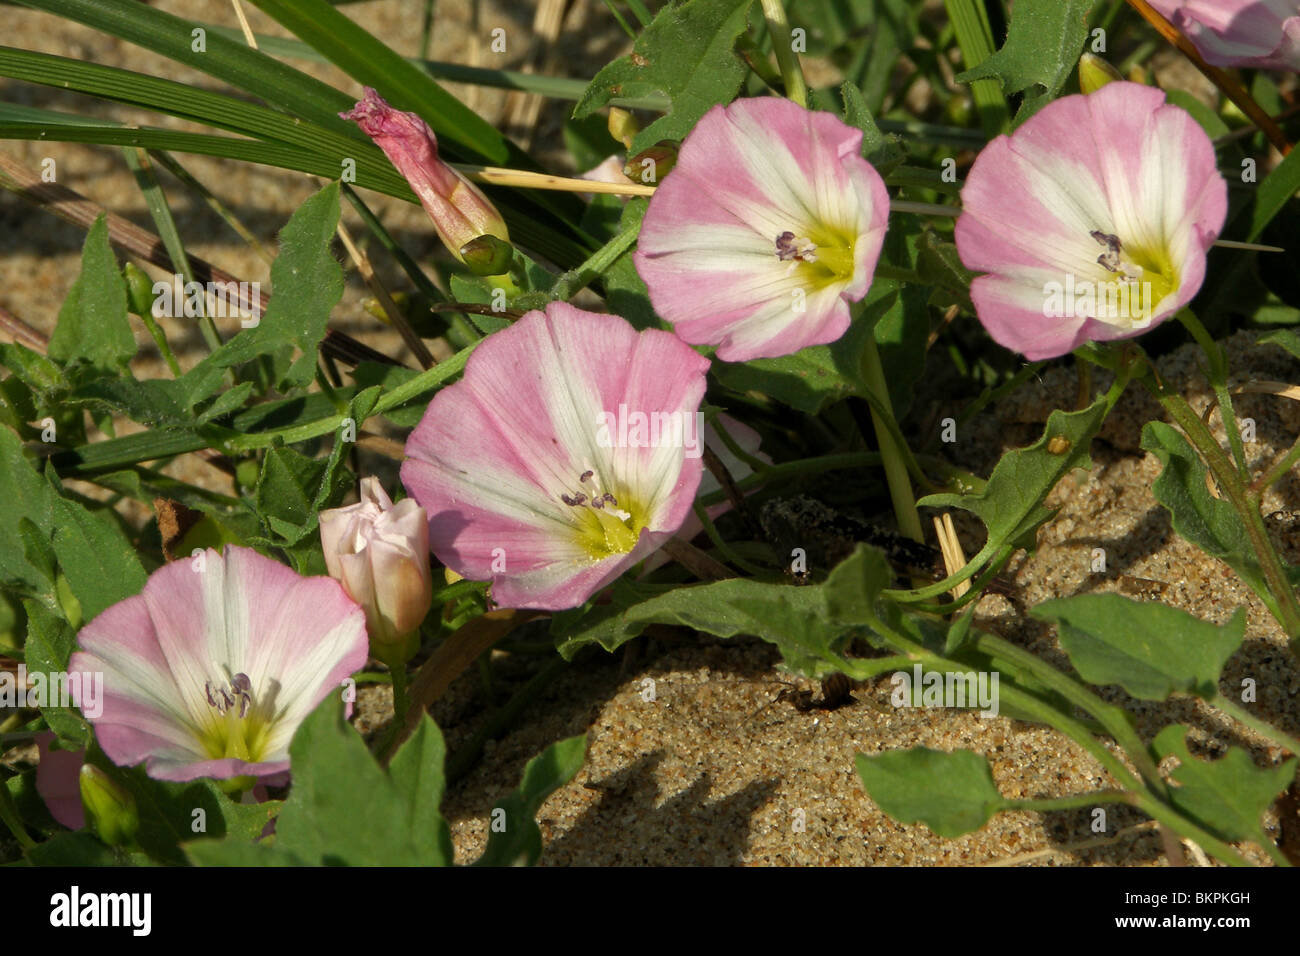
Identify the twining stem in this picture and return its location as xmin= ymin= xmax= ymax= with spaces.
xmin=1004 ymin=791 xmax=1134 ymax=813
xmin=859 ymin=335 xmax=925 ymax=543
xmin=759 ymin=0 xmax=808 ymax=108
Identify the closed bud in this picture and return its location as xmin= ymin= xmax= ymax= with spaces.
xmin=123 ymin=262 xmax=156 ymax=318
xmin=459 ymin=234 xmax=515 ymax=276
xmin=623 ymin=141 xmax=679 ymax=184
xmin=78 ymin=765 xmax=139 ymax=847
xmin=342 ymin=88 xmax=509 ymax=265
xmin=1078 ymin=53 xmax=1124 ymax=95
xmin=607 ymin=107 xmax=639 ymax=149
xmin=319 ymin=477 xmax=433 ymax=667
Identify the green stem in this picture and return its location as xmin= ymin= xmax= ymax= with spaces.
xmin=1210 ymin=694 xmax=1300 ymax=761
xmin=137 ymin=307 xmax=182 ymax=377
xmin=1177 ymin=308 xmax=1250 ymax=480
xmin=759 ymin=0 xmax=808 ymax=108
xmin=692 ymin=501 xmax=767 ymax=576
xmin=859 ymin=336 xmax=924 ymax=543
xmin=943 ymin=0 xmax=1010 ymax=138
xmin=0 ymin=780 xmax=35 ymax=850
xmin=1004 ymin=791 xmax=1133 ymax=813
xmin=1153 ymin=385 xmax=1300 ymax=640
xmin=1255 ymin=434 xmax=1300 ymax=496
xmin=550 ymin=222 xmax=641 ymax=302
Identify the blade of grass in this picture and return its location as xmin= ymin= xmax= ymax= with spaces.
xmin=943 ymin=0 xmax=1010 ymax=138
xmin=122 ymin=147 xmax=224 ymax=353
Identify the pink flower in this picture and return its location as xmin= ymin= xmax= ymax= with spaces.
xmin=320 ymin=478 xmax=433 ymax=656
xmin=1147 ymin=1 xmax=1300 ymax=72
xmin=400 ymin=302 xmax=710 ymax=611
xmin=67 ymin=547 xmax=368 ymax=783
xmin=955 ymin=82 xmax=1227 ymax=360
xmin=342 ymin=87 xmax=509 ymax=262
xmin=35 ymin=731 xmax=84 ymax=830
xmin=634 ymin=97 xmax=890 ymax=363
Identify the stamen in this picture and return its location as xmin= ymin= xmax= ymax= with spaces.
xmin=560 ymin=492 xmax=588 ymax=506
xmin=579 ymin=470 xmax=593 ymax=483
xmin=775 ymin=231 xmax=818 ymax=263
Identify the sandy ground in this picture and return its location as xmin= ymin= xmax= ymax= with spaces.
xmin=4 ymin=2 xmax=1299 ymax=866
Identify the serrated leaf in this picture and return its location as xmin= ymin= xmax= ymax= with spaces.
xmin=271 ymin=697 xmax=453 ymax=866
xmin=1032 ymin=595 xmax=1245 ymax=700
xmin=473 ymin=734 xmax=586 ymax=867
xmin=1154 ymin=725 xmax=1296 ymax=845
xmin=0 ymin=428 xmax=57 ymax=596
xmin=855 ymin=747 xmax=1006 ymax=838
xmin=1140 ymin=421 xmax=1270 ymax=604
xmin=956 ymin=0 xmax=1094 ymax=122
xmin=920 ymin=396 xmax=1108 ymax=558
xmin=254 ymin=445 xmax=350 ymax=544
xmin=574 ymin=0 xmax=753 ymax=154
xmin=47 ymin=215 xmax=136 ymax=372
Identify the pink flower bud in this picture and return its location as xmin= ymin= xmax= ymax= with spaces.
xmin=320 ymin=478 xmax=433 ymax=654
xmin=342 ymin=88 xmax=510 ymax=262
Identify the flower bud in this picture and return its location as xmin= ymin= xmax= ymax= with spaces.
xmin=459 ymin=234 xmax=515 ymax=276
xmin=319 ymin=477 xmax=433 ymax=665
xmin=607 ymin=107 xmax=638 ymax=149
xmin=1078 ymin=53 xmax=1124 ymax=95
xmin=623 ymin=141 xmax=679 ymax=185
xmin=123 ymin=262 xmax=156 ymax=318
xmin=342 ymin=88 xmax=509 ymax=264
xmin=79 ymin=765 xmax=139 ymax=847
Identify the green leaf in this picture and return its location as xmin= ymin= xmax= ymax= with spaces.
xmin=556 ymin=545 xmax=901 ymax=679
xmin=198 ymin=182 xmax=343 ymax=389
xmin=48 ymin=493 xmax=147 ymax=622
xmin=1153 ymin=725 xmax=1296 ymax=845
xmin=1260 ymin=329 xmax=1300 ymax=362
xmin=840 ymin=82 xmax=906 ymax=175
xmin=1249 ymin=139 xmax=1300 ymax=242
xmin=270 ymin=697 xmax=453 ymax=866
xmin=0 ymin=428 xmax=56 ymax=596
xmin=855 ymin=747 xmax=1006 ymax=838
xmin=574 ymin=0 xmax=754 ymax=154
xmin=21 ymin=601 xmax=88 ymax=746
xmin=254 ymin=445 xmax=349 ymax=544
xmin=46 ymin=215 xmax=135 ymax=372
xmin=920 ymin=396 xmax=1108 ymax=559
xmin=473 ymin=735 xmax=587 ymax=867
xmin=956 ymin=0 xmax=1094 ymax=122
xmin=1140 ymin=421 xmax=1270 ymax=604
xmin=711 ymin=283 xmax=903 ymax=414
xmin=1032 ymin=595 xmax=1245 ymax=700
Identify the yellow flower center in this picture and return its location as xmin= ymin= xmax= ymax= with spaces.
xmin=197 ymin=675 xmax=273 ymax=763
xmin=774 ymin=225 xmax=857 ymax=288
xmin=561 ymin=472 xmax=649 ymax=560
xmin=1090 ymin=230 xmax=1179 ymax=327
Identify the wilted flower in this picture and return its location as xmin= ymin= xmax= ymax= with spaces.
xmin=400 ymin=301 xmax=710 ymax=611
xmin=342 ymin=87 xmax=510 ymax=264
xmin=320 ymin=477 xmax=433 ymax=662
xmin=635 ymin=96 xmax=890 ymax=362
xmin=67 ymin=546 xmax=368 ymax=782
xmin=1147 ymin=1 xmax=1300 ymax=72
xmin=955 ymin=82 xmax=1227 ymax=360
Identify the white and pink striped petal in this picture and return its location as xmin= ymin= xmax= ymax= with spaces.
xmin=635 ymin=97 xmax=890 ymax=362
xmin=67 ymin=546 xmax=368 ymax=783
xmin=955 ymin=82 xmax=1227 ymax=361
xmin=400 ymin=302 xmax=710 ymax=611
